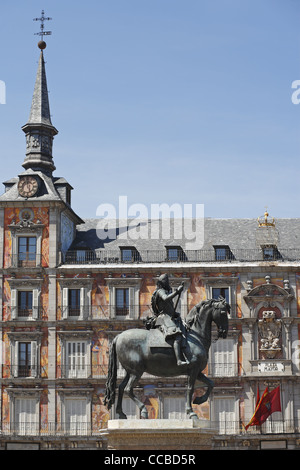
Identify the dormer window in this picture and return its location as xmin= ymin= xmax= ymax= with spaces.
xmin=120 ymin=247 xmax=140 ymax=262
xmin=214 ymin=245 xmax=233 ymax=261
xmin=166 ymin=246 xmax=185 ymax=262
xmin=261 ymin=245 xmax=281 ymax=261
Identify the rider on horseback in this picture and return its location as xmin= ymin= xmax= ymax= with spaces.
xmin=150 ymin=273 xmax=189 ymax=366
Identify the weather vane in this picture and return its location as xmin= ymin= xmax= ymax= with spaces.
xmin=33 ymin=9 xmax=52 ymax=49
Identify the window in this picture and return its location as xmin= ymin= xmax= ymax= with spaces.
xmin=65 ymin=398 xmax=88 ymax=435
xmin=59 ymin=279 xmax=92 ymax=320
xmin=76 ymin=250 xmax=86 ymax=263
xmin=18 ymin=291 xmax=33 ymax=318
xmin=166 ymin=246 xmax=185 ymax=262
xmin=16 ymin=341 xmax=38 ymax=378
xmin=121 ymin=249 xmax=134 ymax=262
xmin=18 ymin=237 xmax=36 ymax=267
xmin=120 ymin=247 xmax=140 ymax=262
xmin=18 ymin=342 xmax=32 ymax=377
xmin=15 ymin=398 xmax=38 ymax=436
xmin=214 ymin=398 xmax=237 ymax=434
xmin=122 ymin=398 xmax=138 ymax=419
xmin=66 ymin=341 xmax=88 ymax=378
xmin=211 ymin=338 xmax=236 ymax=377
xmin=106 ymin=276 xmax=142 ymax=320
xmin=261 ymin=245 xmax=281 ymax=261
xmin=68 ymin=289 xmax=81 ymax=317
xmin=163 ymin=397 xmax=186 ymax=419
xmin=116 ymin=288 xmax=129 ymax=316
xmin=214 ymin=245 xmax=233 ymax=261
xmin=212 ymin=287 xmax=230 ymax=304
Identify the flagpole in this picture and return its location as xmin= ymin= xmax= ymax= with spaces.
xmin=279 ymin=382 xmax=284 ymax=432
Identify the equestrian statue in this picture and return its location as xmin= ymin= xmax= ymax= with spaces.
xmin=104 ymin=274 xmax=230 ymax=420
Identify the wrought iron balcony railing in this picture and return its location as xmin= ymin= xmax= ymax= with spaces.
xmin=57 ymin=304 xmax=152 ymax=320
xmin=5 ymin=253 xmax=46 ymax=269
xmin=0 ymin=419 xmax=299 ymax=437
xmin=4 ymin=364 xmax=44 ymax=379
xmin=6 ymin=306 xmax=47 ymax=321
xmin=55 ymin=362 xmax=241 ymax=380
xmin=62 ymin=248 xmax=300 ymax=265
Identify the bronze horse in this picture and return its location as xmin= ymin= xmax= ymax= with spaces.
xmin=104 ymin=298 xmax=230 ymax=419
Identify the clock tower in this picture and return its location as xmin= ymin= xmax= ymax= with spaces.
xmin=0 ymin=26 xmax=83 ymax=276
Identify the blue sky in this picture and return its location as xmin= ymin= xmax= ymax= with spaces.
xmin=0 ymin=0 xmax=299 ymax=219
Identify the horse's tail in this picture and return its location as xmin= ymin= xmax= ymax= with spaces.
xmin=104 ymin=336 xmax=118 ymax=410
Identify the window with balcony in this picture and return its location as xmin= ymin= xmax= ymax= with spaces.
xmin=65 ymin=398 xmax=89 ymax=435
xmin=14 ymin=397 xmax=39 ymax=436
xmin=211 ymin=338 xmax=236 ymax=377
xmin=8 ymin=278 xmax=42 ymax=321
xmin=9 ymin=335 xmax=40 ymax=378
xmin=116 ymin=288 xmax=129 ymax=316
xmin=59 ymin=278 xmax=92 ymax=320
xmin=18 ymin=291 xmax=33 ymax=318
xmin=68 ymin=289 xmax=81 ymax=317
xmin=18 ymin=236 xmax=37 ymax=267
xmin=106 ymin=276 xmax=142 ymax=320
xmin=8 ymin=216 xmax=44 ymax=269
xmin=66 ymin=341 xmax=88 ymax=378
xmin=18 ymin=342 xmax=32 ymax=377
xmin=213 ymin=397 xmax=237 ymax=435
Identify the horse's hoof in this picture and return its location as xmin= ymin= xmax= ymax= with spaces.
xmin=188 ymin=412 xmax=199 ymax=421
xmin=141 ymin=408 xmax=148 ymax=419
xmin=117 ymin=412 xmax=127 ymax=419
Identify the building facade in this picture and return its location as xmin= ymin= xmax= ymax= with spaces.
xmin=0 ymin=43 xmax=300 ymax=450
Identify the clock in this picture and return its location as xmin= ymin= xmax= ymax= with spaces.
xmin=18 ymin=176 xmax=39 ymax=198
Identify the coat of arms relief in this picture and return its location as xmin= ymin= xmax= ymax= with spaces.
xmin=258 ymin=310 xmax=282 ymax=359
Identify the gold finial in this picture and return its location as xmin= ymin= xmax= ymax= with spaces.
xmin=257 ymin=206 xmax=275 ymax=227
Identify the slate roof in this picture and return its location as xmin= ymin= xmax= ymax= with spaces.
xmin=69 ymin=217 xmax=300 ymax=252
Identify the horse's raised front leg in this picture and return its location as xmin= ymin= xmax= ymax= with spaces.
xmin=193 ymin=371 xmax=214 ymax=405
xmin=125 ymin=373 xmax=148 ymax=419
xmin=116 ymin=372 xmax=130 ymax=419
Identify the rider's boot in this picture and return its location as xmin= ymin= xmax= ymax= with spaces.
xmin=174 ymin=337 xmax=189 ymax=366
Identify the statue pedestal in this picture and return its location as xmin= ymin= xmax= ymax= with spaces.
xmin=100 ymin=419 xmax=217 ymax=450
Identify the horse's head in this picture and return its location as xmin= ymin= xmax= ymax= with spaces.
xmin=211 ymin=297 xmax=230 ymax=339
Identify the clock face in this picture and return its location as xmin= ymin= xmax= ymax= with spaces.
xmin=18 ymin=176 xmax=39 ymax=198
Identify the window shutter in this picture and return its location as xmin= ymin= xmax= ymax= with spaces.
xmin=66 ymin=398 xmax=87 ymax=435
xmin=110 ymin=287 xmax=116 ymax=318
xmin=80 ymin=287 xmax=85 ymax=319
xmin=212 ymin=338 xmax=235 ymax=377
xmin=32 ymin=289 xmax=39 ymax=320
xmin=214 ymin=398 xmax=236 ymax=434
xmin=129 ymin=287 xmax=134 ymax=319
xmin=13 ymin=341 xmax=19 ymax=377
xmin=15 ymin=398 xmax=37 ymax=435
xmin=31 ymin=341 xmax=37 ymax=378
xmin=11 ymin=288 xmax=17 ymax=320
xmin=163 ymin=397 xmax=185 ymax=419
xmin=62 ymin=288 xmax=69 ymax=319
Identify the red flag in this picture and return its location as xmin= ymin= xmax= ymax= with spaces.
xmin=245 ymin=386 xmax=281 ymax=430
xmin=255 ymin=385 xmax=260 ymax=409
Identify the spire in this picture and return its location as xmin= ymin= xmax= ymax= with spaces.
xmin=21 ymin=13 xmax=57 ymax=176
xmin=27 ymin=49 xmax=53 ymax=128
